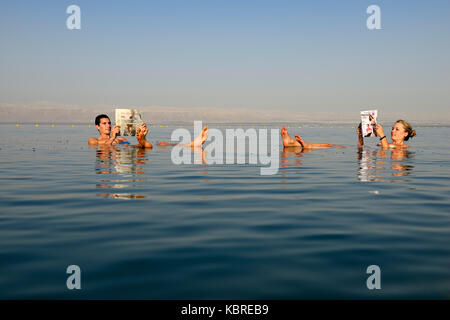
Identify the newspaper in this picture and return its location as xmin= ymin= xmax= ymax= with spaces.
xmin=360 ymin=110 xmax=378 ymax=137
xmin=115 ymin=109 xmax=144 ymax=136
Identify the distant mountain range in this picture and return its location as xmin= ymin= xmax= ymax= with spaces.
xmin=1 ymin=103 xmax=449 ymax=125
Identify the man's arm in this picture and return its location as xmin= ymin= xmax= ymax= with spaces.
xmin=88 ymin=134 xmax=127 ymax=147
xmin=136 ymin=124 xmax=153 ymax=148
xmin=99 ymin=125 xmax=123 ymax=146
xmin=88 ymin=137 xmax=98 ymax=145
xmin=90 ymin=136 xmax=119 ymax=146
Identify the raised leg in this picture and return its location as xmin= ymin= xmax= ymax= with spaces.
xmin=281 ymin=126 xmax=302 ymax=147
xmin=190 ymin=126 xmax=209 ymax=147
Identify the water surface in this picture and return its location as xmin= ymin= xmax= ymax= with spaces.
xmin=0 ymin=123 xmax=449 ymax=299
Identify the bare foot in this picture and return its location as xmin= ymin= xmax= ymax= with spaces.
xmin=281 ymin=126 xmax=302 ymax=147
xmin=294 ymin=134 xmax=306 ymax=148
xmin=190 ymin=126 xmax=209 ymax=147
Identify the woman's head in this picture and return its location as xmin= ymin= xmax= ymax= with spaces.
xmin=391 ymin=120 xmax=416 ymax=142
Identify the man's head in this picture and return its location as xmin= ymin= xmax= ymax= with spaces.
xmin=95 ymin=114 xmax=111 ymax=135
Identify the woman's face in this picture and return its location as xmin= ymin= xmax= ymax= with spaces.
xmin=391 ymin=122 xmax=408 ymax=142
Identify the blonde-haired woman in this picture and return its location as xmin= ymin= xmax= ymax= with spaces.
xmin=358 ymin=120 xmax=416 ymax=148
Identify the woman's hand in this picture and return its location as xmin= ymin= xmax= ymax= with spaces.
xmin=374 ymin=123 xmax=389 ymax=149
xmin=374 ymin=123 xmax=385 ymax=137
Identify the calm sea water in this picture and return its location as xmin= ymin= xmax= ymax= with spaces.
xmin=0 ymin=123 xmax=449 ymax=299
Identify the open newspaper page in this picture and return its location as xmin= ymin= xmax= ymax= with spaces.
xmin=360 ymin=110 xmax=378 ymax=137
xmin=115 ymin=109 xmax=144 ymax=136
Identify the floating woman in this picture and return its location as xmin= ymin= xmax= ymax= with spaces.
xmin=357 ymin=120 xmax=416 ymax=149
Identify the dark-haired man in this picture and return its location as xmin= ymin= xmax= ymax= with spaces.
xmin=88 ymin=114 xmax=154 ymax=147
xmin=88 ymin=114 xmax=208 ymax=148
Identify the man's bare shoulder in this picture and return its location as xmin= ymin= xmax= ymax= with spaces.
xmin=88 ymin=137 xmax=98 ymax=145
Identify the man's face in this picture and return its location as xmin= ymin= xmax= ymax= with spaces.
xmin=96 ymin=117 xmax=111 ymax=135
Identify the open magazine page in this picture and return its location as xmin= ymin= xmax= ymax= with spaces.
xmin=360 ymin=110 xmax=378 ymax=137
xmin=115 ymin=109 xmax=144 ymax=136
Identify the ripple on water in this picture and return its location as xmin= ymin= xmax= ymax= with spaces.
xmin=0 ymin=125 xmax=449 ymax=298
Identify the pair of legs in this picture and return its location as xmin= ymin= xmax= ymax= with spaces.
xmin=280 ymin=126 xmax=344 ymax=149
xmin=136 ymin=124 xmax=209 ymax=148
xmin=138 ymin=124 xmax=339 ymax=149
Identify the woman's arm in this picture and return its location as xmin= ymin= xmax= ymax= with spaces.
xmin=374 ymin=123 xmax=389 ymax=149
xmin=357 ymin=123 xmax=364 ymax=148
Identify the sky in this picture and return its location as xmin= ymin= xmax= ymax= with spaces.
xmin=1 ymin=0 xmax=449 ymax=122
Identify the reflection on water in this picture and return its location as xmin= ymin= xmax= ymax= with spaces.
xmin=1 ymin=125 xmax=450 ymax=299
xmin=94 ymin=145 xmax=149 ymax=199
xmin=92 ymin=141 xmax=418 ymax=199
xmin=280 ymin=146 xmax=306 ymax=182
xmin=279 ymin=145 xmax=415 ymax=184
xmin=357 ymin=146 xmax=415 ymax=182
xmin=281 ymin=146 xmax=305 ymax=167
xmin=93 ymin=145 xmax=208 ymax=199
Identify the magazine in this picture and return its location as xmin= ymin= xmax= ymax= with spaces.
xmin=115 ymin=109 xmax=144 ymax=136
xmin=360 ymin=110 xmax=378 ymax=137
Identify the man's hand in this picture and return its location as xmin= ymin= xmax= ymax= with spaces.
xmin=136 ymin=123 xmax=152 ymax=148
xmin=111 ymin=125 xmax=120 ymax=139
xmin=141 ymin=123 xmax=149 ymax=138
xmin=136 ymin=123 xmax=148 ymax=141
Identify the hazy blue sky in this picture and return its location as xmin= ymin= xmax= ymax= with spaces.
xmin=1 ymin=0 xmax=449 ymax=115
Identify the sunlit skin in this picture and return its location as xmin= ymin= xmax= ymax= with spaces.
xmin=88 ymin=116 xmax=209 ymax=148
xmin=88 ymin=117 xmax=141 ymax=147
xmin=280 ymin=126 xmax=344 ymax=149
xmin=357 ymin=122 xmax=410 ymax=149
xmin=387 ymin=122 xmax=409 ymax=147
xmin=356 ymin=122 xmax=415 ymax=182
